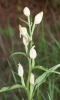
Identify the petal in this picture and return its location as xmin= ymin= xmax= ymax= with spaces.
xmin=34 ymin=11 xmax=43 ymax=24
xmin=18 ymin=63 xmax=24 ymax=77
xmin=23 ymin=7 xmax=30 ymax=16
xmin=19 ymin=25 xmax=27 ymax=38
xmin=29 ymin=46 xmax=37 ymax=59
xmin=30 ymin=73 xmax=34 ymax=84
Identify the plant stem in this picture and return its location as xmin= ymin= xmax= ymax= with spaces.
xmin=27 ymin=16 xmax=34 ymax=100
xmin=31 ymin=22 xmax=35 ymax=36
xmin=27 ymin=58 xmax=31 ymax=88
xmin=28 ymin=16 xmax=31 ymax=36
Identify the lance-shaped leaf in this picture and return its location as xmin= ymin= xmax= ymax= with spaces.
xmin=0 ymin=84 xmax=26 ymax=93
xmin=10 ymin=52 xmax=27 ymax=58
xmin=34 ymin=64 xmax=60 ymax=90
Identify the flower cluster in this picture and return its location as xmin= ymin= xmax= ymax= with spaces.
xmin=18 ymin=63 xmax=34 ymax=84
xmin=18 ymin=7 xmax=43 ymax=85
xmin=23 ymin=7 xmax=43 ymax=25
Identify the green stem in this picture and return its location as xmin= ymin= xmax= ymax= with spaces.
xmin=27 ymin=16 xmax=35 ymax=100
xmin=21 ymin=76 xmax=25 ymax=86
xmin=27 ymin=58 xmax=31 ymax=88
xmin=37 ymin=86 xmax=40 ymax=100
xmin=28 ymin=16 xmax=31 ymax=36
xmin=25 ymin=45 xmax=28 ymax=54
xmin=32 ymin=59 xmax=35 ymax=67
xmin=26 ymin=88 xmax=30 ymax=100
xmin=31 ymin=22 xmax=35 ymax=36
xmin=27 ymin=16 xmax=32 ymax=89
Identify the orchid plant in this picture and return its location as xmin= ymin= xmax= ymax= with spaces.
xmin=0 ymin=7 xmax=60 ymax=100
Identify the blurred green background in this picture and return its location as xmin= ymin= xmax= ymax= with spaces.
xmin=0 ymin=0 xmax=60 ymax=100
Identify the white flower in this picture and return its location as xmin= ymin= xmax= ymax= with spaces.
xmin=19 ymin=25 xmax=29 ymax=45
xmin=29 ymin=46 xmax=37 ymax=59
xmin=23 ymin=35 xmax=29 ymax=45
xmin=23 ymin=7 xmax=30 ymax=16
xmin=30 ymin=73 xmax=34 ymax=84
xmin=19 ymin=25 xmax=27 ymax=38
xmin=18 ymin=63 xmax=24 ymax=77
xmin=34 ymin=11 xmax=43 ymax=24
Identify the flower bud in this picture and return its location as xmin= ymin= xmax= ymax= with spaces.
xmin=23 ymin=7 xmax=30 ymax=16
xmin=18 ymin=63 xmax=24 ymax=77
xmin=23 ymin=35 xmax=29 ymax=45
xmin=30 ymin=73 xmax=34 ymax=84
xmin=34 ymin=11 xmax=43 ymax=24
xmin=29 ymin=46 xmax=37 ymax=59
xmin=19 ymin=25 xmax=27 ymax=38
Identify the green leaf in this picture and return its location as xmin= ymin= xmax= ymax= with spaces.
xmin=34 ymin=64 xmax=60 ymax=90
xmin=0 ymin=84 xmax=25 ymax=93
xmin=10 ymin=52 xmax=27 ymax=58
xmin=32 ymin=66 xmax=48 ymax=72
xmin=19 ymin=18 xmax=28 ymax=25
xmin=35 ymin=72 xmax=47 ymax=86
xmin=49 ymin=64 xmax=60 ymax=71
